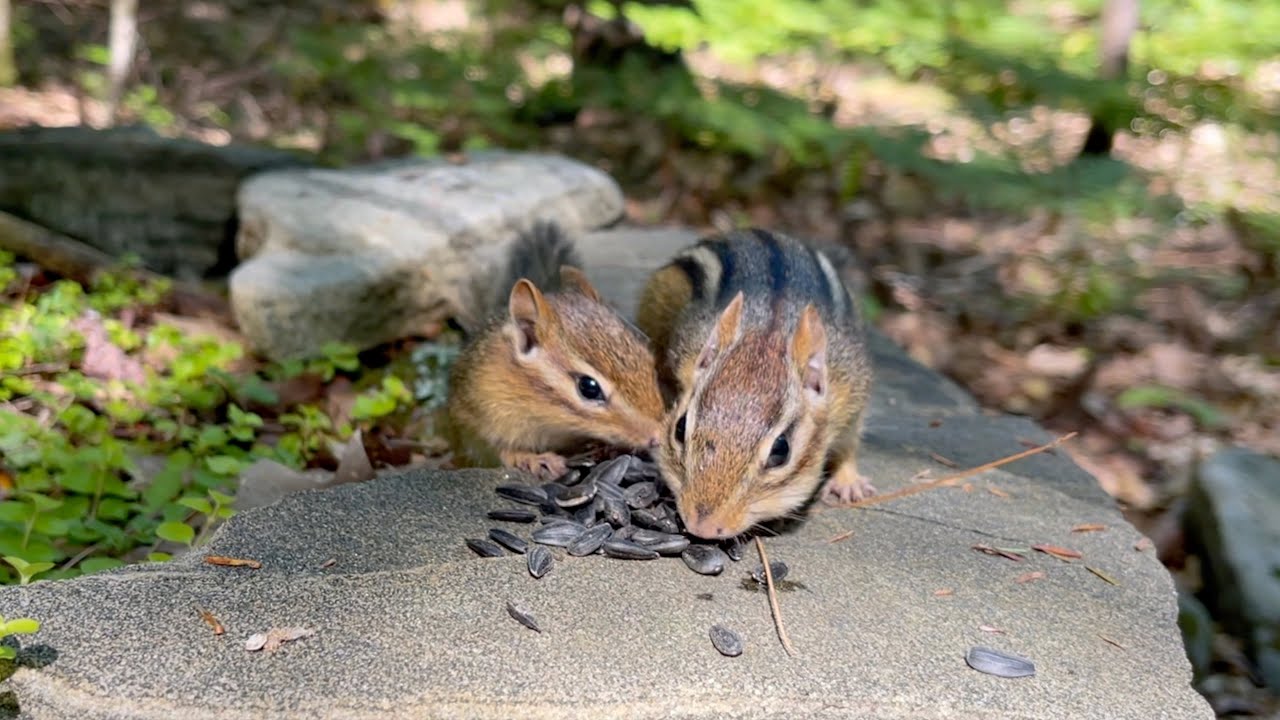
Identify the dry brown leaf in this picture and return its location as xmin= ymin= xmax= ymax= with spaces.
xmin=1071 ymin=523 xmax=1107 ymax=533
xmin=196 ymin=606 xmax=225 ymax=635
xmin=1033 ymin=544 xmax=1082 ymax=561
xmin=1087 ymin=566 xmax=1120 ymax=585
xmin=1025 ymin=344 xmax=1089 ymax=378
xmin=986 ymin=485 xmax=1010 ymax=498
xmin=827 ymin=530 xmax=855 ymax=544
xmin=205 ymin=556 xmax=262 ymax=570
xmin=72 ymin=311 xmax=146 ymax=384
xmin=245 ymin=627 xmax=315 ymax=653
xmin=930 ymin=452 xmax=959 ymax=468
xmin=979 ymin=625 xmax=1005 ymax=634
xmin=933 ymin=588 xmax=954 ymax=597
xmin=1015 ymin=571 xmax=1045 ymax=584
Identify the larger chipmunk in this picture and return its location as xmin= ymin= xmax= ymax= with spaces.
xmin=637 ymin=228 xmax=874 ymax=540
xmin=446 ymin=222 xmax=665 ymax=480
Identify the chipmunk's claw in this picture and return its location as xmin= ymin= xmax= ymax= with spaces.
xmin=821 ymin=464 xmax=876 ymax=505
xmin=501 ymin=450 xmax=569 ymax=482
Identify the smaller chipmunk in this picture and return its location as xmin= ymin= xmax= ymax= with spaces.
xmin=637 ymin=228 xmax=875 ymax=540
xmin=446 ymin=222 xmax=665 ymax=481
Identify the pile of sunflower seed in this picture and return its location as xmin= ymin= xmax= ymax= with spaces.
xmin=466 ymin=453 xmax=785 ymax=657
xmin=465 ymin=453 xmax=752 ymax=578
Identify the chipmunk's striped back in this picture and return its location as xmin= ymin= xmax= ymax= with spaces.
xmin=637 ymin=228 xmax=861 ymax=392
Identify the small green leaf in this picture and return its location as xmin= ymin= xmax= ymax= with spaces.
xmin=146 ymin=552 xmax=172 ymax=563
xmin=78 ymin=557 xmax=125 ymax=574
xmin=204 ymin=456 xmax=244 ymax=476
xmin=177 ymin=496 xmax=214 ymax=515
xmin=208 ymin=490 xmax=235 ymax=506
xmin=3 ymin=618 xmax=39 ymax=634
xmin=0 ymin=647 xmax=15 ymax=660
xmin=2 ymin=556 xmax=29 ymax=573
xmin=156 ymin=521 xmax=195 ymax=546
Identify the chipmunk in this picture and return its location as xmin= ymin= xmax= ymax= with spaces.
xmin=446 ymin=221 xmax=665 ymax=481
xmin=636 ymin=227 xmax=875 ymax=540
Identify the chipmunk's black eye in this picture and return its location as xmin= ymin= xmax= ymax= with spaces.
xmin=576 ymin=375 xmax=605 ymax=402
xmin=765 ymin=434 xmax=790 ymax=469
xmin=674 ymin=414 xmax=687 ymax=444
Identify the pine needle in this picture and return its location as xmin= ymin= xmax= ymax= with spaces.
xmin=755 ymin=536 xmax=796 ymax=657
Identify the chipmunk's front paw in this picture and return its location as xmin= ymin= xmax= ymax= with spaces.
xmin=821 ymin=463 xmax=876 ymax=505
xmin=501 ymin=451 xmax=568 ymax=481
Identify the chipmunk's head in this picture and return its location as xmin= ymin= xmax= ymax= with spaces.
xmin=657 ymin=292 xmax=835 ymax=540
xmin=501 ymin=268 xmax=664 ymax=453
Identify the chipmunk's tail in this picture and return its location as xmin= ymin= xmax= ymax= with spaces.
xmin=451 ymin=221 xmax=583 ymax=337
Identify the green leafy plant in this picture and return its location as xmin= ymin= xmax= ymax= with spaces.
xmin=3 ymin=556 xmax=53 ymax=586
xmin=0 ymin=615 xmax=41 ymax=661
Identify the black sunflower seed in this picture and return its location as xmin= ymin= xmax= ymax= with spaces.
xmin=630 ymin=529 xmax=682 ymax=545
xmin=709 ymin=624 xmax=743 ymax=657
xmin=495 ymin=484 xmax=548 ymax=506
xmin=531 ymin=522 xmax=586 ymax=548
xmin=507 ymin=602 xmax=541 ymax=632
xmin=488 ymin=528 xmax=527 ymax=554
xmin=682 ymin=545 xmax=727 ymax=575
xmin=555 ymin=482 xmax=597 ymax=508
xmin=567 ymin=523 xmax=613 ymax=556
xmin=751 ymin=561 xmax=789 ymax=584
xmin=586 ymin=455 xmax=630 ymax=487
xmin=633 ymin=508 xmax=679 ymax=534
xmin=624 ymin=482 xmax=659 ymax=509
xmin=648 ymin=536 xmax=691 ymax=556
xmin=487 ymin=508 xmax=537 ymax=523
xmin=574 ymin=503 xmax=599 ymax=526
xmin=597 ymin=493 xmax=631 ymax=527
xmin=556 ymin=468 xmax=584 ymax=486
xmin=965 ymin=646 xmax=1035 ymax=678
xmin=465 ymin=538 xmax=504 ymax=558
xmin=602 ymin=539 xmax=659 ymax=560
xmin=527 ymin=546 xmax=554 ymax=578
xmin=723 ymin=537 xmax=746 ymax=562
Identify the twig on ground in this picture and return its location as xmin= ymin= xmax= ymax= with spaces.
xmin=755 ymin=537 xmax=796 ymax=657
xmin=843 ymin=432 xmax=1078 ymax=511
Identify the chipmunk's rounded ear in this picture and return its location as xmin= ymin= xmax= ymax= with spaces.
xmin=508 ymin=279 xmax=551 ymax=355
xmin=792 ymin=304 xmax=828 ymax=399
xmin=696 ymin=291 xmax=745 ymax=372
xmin=558 ymin=266 xmax=602 ymax=302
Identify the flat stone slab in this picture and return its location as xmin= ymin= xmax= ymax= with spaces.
xmin=1 ymin=393 xmax=1210 ymax=718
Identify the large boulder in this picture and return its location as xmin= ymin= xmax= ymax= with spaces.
xmin=1186 ymin=447 xmax=1280 ymax=689
xmin=228 ymin=151 xmax=627 ymax=360
xmin=0 ymin=124 xmax=311 ymax=279
xmin=0 ymin=229 xmax=1211 ymax=720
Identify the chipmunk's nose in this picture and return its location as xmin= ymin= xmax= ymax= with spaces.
xmin=647 ymin=433 xmax=661 ymax=450
xmin=685 ymin=505 xmax=732 ymax=540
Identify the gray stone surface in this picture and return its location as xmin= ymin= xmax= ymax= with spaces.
xmin=229 ymin=151 xmax=627 ymax=360
xmin=1186 ymin=447 xmax=1280 ymax=689
xmin=0 ymin=225 xmax=1211 ymax=719
xmin=0 ymin=124 xmax=311 ymax=279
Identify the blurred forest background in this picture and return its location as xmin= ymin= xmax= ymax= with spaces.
xmin=1 ymin=0 xmax=1278 ymax=714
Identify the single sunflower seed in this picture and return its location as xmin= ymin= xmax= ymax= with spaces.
xmin=487 ymin=508 xmax=537 ymax=523
xmin=507 ymin=602 xmax=541 ymax=633
xmin=465 ymin=538 xmax=505 ymax=558
xmin=751 ymin=561 xmax=789 ymax=584
xmin=586 ymin=455 xmax=631 ymax=487
xmin=495 ymin=484 xmax=548 ymax=506
xmin=527 ymin=546 xmax=554 ymax=578
xmin=567 ymin=523 xmax=614 ymax=556
xmin=602 ymin=539 xmax=659 ymax=560
xmin=488 ymin=528 xmax=528 ymax=554
xmin=555 ymin=482 xmax=597 ymax=508
xmin=624 ymin=482 xmax=659 ymax=509
xmin=682 ymin=545 xmax=727 ymax=575
xmin=531 ymin=522 xmax=587 ymax=548
xmin=965 ymin=646 xmax=1035 ymax=678
xmin=709 ymin=624 xmax=743 ymax=657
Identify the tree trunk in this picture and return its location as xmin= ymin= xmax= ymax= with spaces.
xmin=0 ymin=0 xmax=15 ymax=87
xmin=1081 ymin=0 xmax=1139 ymax=156
xmin=105 ymin=0 xmax=139 ymax=125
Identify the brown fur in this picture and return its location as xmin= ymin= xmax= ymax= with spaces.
xmin=448 ymin=234 xmax=664 ymax=480
xmin=636 ymin=228 xmax=875 ymax=538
